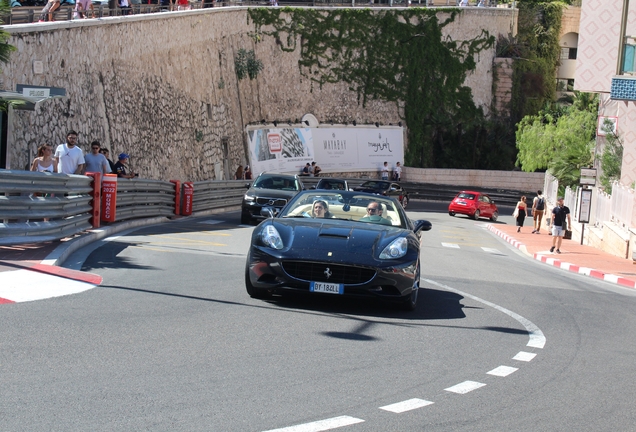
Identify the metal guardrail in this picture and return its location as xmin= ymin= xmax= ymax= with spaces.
xmin=191 ymin=179 xmax=250 ymax=212
xmin=112 ymin=178 xmax=177 ymax=222
xmin=4 ymin=0 xmax=504 ymax=25
xmin=0 ymin=170 xmax=94 ymax=245
xmin=0 ymin=169 xmax=527 ymax=246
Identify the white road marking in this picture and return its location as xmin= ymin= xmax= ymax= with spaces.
xmin=199 ymin=219 xmax=223 ymax=224
xmin=441 ymin=242 xmax=460 ymax=248
xmin=513 ymin=351 xmax=537 ymax=362
xmin=379 ymin=398 xmax=434 ymax=413
xmin=445 ymin=381 xmax=486 ymax=394
xmin=423 ymin=279 xmax=546 ymax=349
xmin=0 ymin=270 xmax=96 ymax=303
xmin=262 ymin=416 xmax=364 ymax=432
xmin=481 ymin=247 xmax=503 ymax=254
xmin=487 ymin=366 xmax=519 ymax=377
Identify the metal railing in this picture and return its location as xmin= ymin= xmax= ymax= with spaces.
xmin=191 ymin=179 xmax=248 ymax=213
xmin=4 ymin=0 xmax=504 ymax=25
xmin=112 ymin=178 xmax=177 ymax=221
xmin=0 ymin=170 xmax=94 ymax=245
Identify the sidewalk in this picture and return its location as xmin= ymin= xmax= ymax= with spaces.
xmin=488 ymin=223 xmax=636 ymax=289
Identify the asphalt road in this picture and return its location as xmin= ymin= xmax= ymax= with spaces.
xmin=2 ymin=201 xmax=636 ymax=431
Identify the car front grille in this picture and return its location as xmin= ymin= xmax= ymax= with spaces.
xmin=282 ymin=261 xmax=376 ymax=285
xmin=256 ymin=197 xmax=288 ymax=207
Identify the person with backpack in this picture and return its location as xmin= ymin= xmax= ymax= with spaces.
xmin=532 ymin=190 xmax=545 ymax=234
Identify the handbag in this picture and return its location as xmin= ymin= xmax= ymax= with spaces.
xmin=512 ymin=208 xmax=519 ymax=218
xmin=564 ymin=230 xmax=572 ymax=240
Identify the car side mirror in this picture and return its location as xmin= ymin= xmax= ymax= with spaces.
xmin=414 ymin=220 xmax=432 ymax=233
xmin=245 ymin=182 xmax=251 ymax=189
xmin=310 ymin=185 xmax=316 ymax=189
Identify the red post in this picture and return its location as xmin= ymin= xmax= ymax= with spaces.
xmin=86 ymin=172 xmax=102 ymax=228
xmin=170 ymin=180 xmax=181 ymax=216
xmin=101 ymin=174 xmax=118 ymax=222
xmin=182 ymin=182 xmax=194 ymax=216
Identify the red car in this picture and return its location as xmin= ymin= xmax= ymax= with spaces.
xmin=448 ymin=191 xmax=499 ymax=221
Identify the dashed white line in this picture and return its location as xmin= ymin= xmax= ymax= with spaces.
xmin=487 ymin=366 xmax=519 ymax=377
xmin=445 ymin=381 xmax=486 ymax=394
xmin=262 ymin=416 xmax=364 ymax=432
xmin=442 ymin=242 xmax=460 ymax=248
xmin=199 ymin=219 xmax=223 ymax=224
xmin=513 ymin=351 xmax=537 ymax=362
xmin=379 ymin=398 xmax=434 ymax=413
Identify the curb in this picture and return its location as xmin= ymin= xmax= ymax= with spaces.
xmin=487 ymin=224 xmax=636 ymax=290
xmin=42 ymin=216 xmax=171 ymax=266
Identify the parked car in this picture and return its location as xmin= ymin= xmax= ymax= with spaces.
xmin=352 ymin=180 xmax=409 ymax=208
xmin=245 ymin=190 xmax=432 ymax=310
xmin=313 ymin=178 xmax=351 ymax=191
xmin=241 ymin=173 xmax=304 ymax=224
xmin=448 ymin=190 xmax=498 ymax=221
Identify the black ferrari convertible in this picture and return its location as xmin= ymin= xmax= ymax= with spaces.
xmin=245 ymin=190 xmax=431 ymax=310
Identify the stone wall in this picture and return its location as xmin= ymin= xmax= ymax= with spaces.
xmin=2 ymin=7 xmax=516 ymax=181
xmin=403 ymin=167 xmax=545 ymax=192
xmin=493 ymin=57 xmax=513 ymax=115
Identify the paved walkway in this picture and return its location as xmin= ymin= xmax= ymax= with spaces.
xmin=489 ymin=223 xmax=636 ymax=289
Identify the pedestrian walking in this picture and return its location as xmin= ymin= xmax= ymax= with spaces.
xmin=531 ymin=190 xmax=545 ymax=234
xmin=513 ymin=196 xmax=527 ymax=233
xmin=30 ymin=143 xmax=57 ymax=173
xmin=381 ymin=161 xmax=389 ymax=181
xmin=84 ymin=141 xmax=112 ymax=176
xmin=54 ymin=130 xmax=85 ymax=175
xmin=550 ymin=197 xmax=571 ymax=254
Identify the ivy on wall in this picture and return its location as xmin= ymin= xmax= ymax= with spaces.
xmin=248 ymin=7 xmax=497 ymax=168
xmin=234 ymin=48 xmax=264 ymax=81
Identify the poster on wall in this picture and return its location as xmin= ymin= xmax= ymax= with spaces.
xmin=246 ymin=126 xmax=404 ymax=176
xmin=246 ymin=128 xmax=314 ymax=175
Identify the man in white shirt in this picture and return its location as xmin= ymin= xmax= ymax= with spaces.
xmin=381 ymin=161 xmax=390 ymax=181
xmin=84 ymin=140 xmax=112 ymax=176
xmin=393 ymin=161 xmax=402 ymax=181
xmin=54 ymin=130 xmax=85 ymax=175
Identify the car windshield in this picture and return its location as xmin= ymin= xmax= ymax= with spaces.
xmin=458 ymin=193 xmax=476 ymax=200
xmin=254 ymin=176 xmax=299 ymax=191
xmin=280 ymin=191 xmax=405 ymax=228
xmin=361 ymin=181 xmax=389 ymax=190
xmin=316 ymin=180 xmax=346 ymax=190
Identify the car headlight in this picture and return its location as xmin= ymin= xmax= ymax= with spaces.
xmin=379 ymin=237 xmax=408 ymax=259
xmin=261 ymin=225 xmax=283 ymax=250
xmin=244 ymin=194 xmax=255 ymax=203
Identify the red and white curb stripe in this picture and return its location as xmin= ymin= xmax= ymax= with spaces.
xmin=0 ymin=264 xmax=102 ymax=304
xmin=487 ymin=225 xmax=636 ymax=290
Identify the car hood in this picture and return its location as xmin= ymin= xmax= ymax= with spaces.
xmin=263 ymin=219 xmax=417 ymax=264
xmin=246 ymin=187 xmax=299 ymax=199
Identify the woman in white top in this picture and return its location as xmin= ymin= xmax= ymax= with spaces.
xmin=30 ymin=144 xmax=57 ymax=173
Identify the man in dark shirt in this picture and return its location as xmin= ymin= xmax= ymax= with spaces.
xmin=550 ymin=197 xmax=571 ymax=254
xmin=114 ymin=153 xmax=137 ymax=179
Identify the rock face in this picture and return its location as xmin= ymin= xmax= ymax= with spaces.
xmin=2 ymin=7 xmax=516 ymax=181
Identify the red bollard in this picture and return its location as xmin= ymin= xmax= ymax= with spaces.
xmin=182 ymin=182 xmax=194 ymax=216
xmin=101 ymin=174 xmax=118 ymax=222
xmin=86 ymin=172 xmax=102 ymax=228
xmin=170 ymin=180 xmax=181 ymax=216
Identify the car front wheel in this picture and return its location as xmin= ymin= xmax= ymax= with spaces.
xmin=240 ymin=212 xmax=252 ymax=225
xmin=473 ymin=209 xmax=481 ymax=220
xmin=490 ymin=211 xmax=498 ymax=222
xmin=400 ymin=262 xmax=419 ymax=311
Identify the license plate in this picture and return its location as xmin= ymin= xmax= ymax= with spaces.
xmin=310 ymin=281 xmax=343 ymax=295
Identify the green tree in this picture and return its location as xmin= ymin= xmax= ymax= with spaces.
xmin=516 ymin=93 xmax=598 ymax=190
xmin=248 ymin=8 xmax=494 ymax=168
